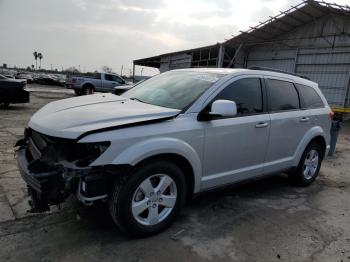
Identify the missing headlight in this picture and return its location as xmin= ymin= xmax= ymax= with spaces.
xmin=73 ymin=142 xmax=111 ymax=167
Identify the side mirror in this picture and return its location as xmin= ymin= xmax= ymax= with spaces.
xmin=210 ymin=100 xmax=237 ymax=117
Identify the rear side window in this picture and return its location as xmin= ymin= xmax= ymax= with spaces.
xmin=295 ymin=84 xmax=324 ymax=109
xmin=215 ymin=78 xmax=263 ymax=115
xmin=267 ymin=79 xmax=299 ymax=111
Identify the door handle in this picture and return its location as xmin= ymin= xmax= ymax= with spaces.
xmin=255 ymin=122 xmax=269 ymax=128
xmin=300 ymin=117 xmax=310 ymax=122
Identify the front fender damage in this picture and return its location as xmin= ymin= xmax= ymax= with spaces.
xmin=15 ymin=131 xmax=129 ymax=213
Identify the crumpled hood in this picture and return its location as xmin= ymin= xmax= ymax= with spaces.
xmin=29 ymin=93 xmax=180 ymax=139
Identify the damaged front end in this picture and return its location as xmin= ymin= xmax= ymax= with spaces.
xmin=15 ymin=128 xmax=116 ymax=212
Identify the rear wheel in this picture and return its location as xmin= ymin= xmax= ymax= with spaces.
xmin=288 ymin=143 xmax=323 ymax=186
xmin=83 ymin=85 xmax=94 ymax=95
xmin=109 ymin=161 xmax=186 ymax=237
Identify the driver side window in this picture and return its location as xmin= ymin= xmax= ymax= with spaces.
xmin=112 ymin=75 xmax=124 ymax=83
xmin=214 ymin=78 xmax=263 ymax=115
xmin=105 ymin=74 xmax=123 ymax=83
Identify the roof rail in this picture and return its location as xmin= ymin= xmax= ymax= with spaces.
xmin=248 ymin=66 xmax=310 ymax=80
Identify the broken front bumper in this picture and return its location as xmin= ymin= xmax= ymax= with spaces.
xmin=16 ymin=147 xmax=93 ymax=212
xmin=15 ymin=129 xmax=127 ymax=212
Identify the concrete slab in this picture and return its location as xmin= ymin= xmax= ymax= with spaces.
xmin=0 ymin=193 xmax=15 ymax=222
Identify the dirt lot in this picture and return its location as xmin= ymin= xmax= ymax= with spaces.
xmin=0 ymin=85 xmax=349 ymax=262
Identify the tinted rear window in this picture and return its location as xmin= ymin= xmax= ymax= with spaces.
xmin=295 ymin=84 xmax=324 ymax=109
xmin=267 ymin=79 xmax=300 ymax=111
xmin=215 ymin=78 xmax=263 ymax=115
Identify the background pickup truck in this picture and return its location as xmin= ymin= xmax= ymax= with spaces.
xmin=66 ymin=72 xmax=130 ymax=95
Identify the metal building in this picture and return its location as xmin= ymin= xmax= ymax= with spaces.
xmin=134 ymin=0 xmax=350 ymax=112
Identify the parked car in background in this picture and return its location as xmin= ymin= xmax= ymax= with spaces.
xmin=0 ymin=74 xmax=29 ymax=108
xmin=4 ymin=74 xmax=15 ymax=79
xmin=33 ymin=74 xmax=65 ymax=86
xmin=66 ymin=72 xmax=129 ymax=95
xmin=16 ymin=68 xmax=332 ymax=236
xmin=16 ymin=73 xmax=34 ymax=83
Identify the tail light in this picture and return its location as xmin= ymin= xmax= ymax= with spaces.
xmin=329 ymin=111 xmax=334 ymax=120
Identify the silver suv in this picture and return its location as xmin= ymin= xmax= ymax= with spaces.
xmin=16 ymin=68 xmax=332 ymax=236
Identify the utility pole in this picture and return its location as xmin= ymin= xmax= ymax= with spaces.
xmin=120 ymin=65 xmax=123 ymax=76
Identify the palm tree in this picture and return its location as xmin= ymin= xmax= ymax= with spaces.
xmin=37 ymin=53 xmax=43 ymax=69
xmin=33 ymin=51 xmax=38 ymax=69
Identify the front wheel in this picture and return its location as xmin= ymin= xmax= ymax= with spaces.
xmin=288 ymin=143 xmax=323 ymax=186
xmin=109 ymin=161 xmax=186 ymax=237
xmin=74 ymin=89 xmax=82 ymax=96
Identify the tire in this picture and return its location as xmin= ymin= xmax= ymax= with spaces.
xmin=0 ymin=95 xmax=10 ymax=109
xmin=288 ymin=142 xmax=323 ymax=186
xmin=109 ymin=160 xmax=186 ymax=237
xmin=82 ymin=85 xmax=94 ymax=95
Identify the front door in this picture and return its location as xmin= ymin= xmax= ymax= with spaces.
xmin=201 ymin=77 xmax=270 ymax=190
xmin=104 ymin=74 xmax=123 ymax=91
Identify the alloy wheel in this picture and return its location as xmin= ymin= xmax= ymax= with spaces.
xmin=131 ymin=174 xmax=177 ymax=226
xmin=303 ymin=149 xmax=319 ymax=180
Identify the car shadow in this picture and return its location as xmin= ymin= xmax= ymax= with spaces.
xmin=77 ymin=173 xmax=294 ymax=237
xmin=0 ymin=105 xmax=29 ymax=111
xmin=190 ymin=173 xmax=291 ymax=207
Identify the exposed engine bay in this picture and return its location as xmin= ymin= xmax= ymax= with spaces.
xmin=15 ymin=128 xmax=126 ymax=212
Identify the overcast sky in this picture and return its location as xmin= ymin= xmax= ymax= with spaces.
xmin=0 ymin=0 xmax=348 ymax=76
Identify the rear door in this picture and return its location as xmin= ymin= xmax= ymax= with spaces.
xmin=201 ymin=76 xmax=270 ymax=190
xmin=264 ymin=78 xmax=310 ymax=173
xmin=295 ymin=83 xmax=331 ymax=144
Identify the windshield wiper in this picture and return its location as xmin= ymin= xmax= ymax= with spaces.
xmin=130 ymin=97 xmax=146 ymax=103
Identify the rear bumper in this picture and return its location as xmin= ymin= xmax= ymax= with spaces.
xmin=66 ymin=84 xmax=81 ymax=90
xmin=10 ymin=89 xmax=30 ymax=104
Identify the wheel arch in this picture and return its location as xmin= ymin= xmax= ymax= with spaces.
xmin=133 ymin=153 xmax=195 ymax=201
xmin=82 ymin=82 xmax=95 ymax=89
xmin=308 ymin=136 xmax=326 ymax=158
xmin=293 ymin=126 xmax=328 ymax=166
xmin=110 ymin=138 xmax=202 ymax=194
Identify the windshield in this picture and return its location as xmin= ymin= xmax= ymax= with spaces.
xmin=122 ymin=71 xmax=225 ymax=110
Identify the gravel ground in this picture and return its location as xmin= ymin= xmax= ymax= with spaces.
xmin=0 ymin=84 xmax=349 ymax=262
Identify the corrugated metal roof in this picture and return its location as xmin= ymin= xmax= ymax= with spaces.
xmin=134 ymin=0 xmax=350 ymax=68
xmin=226 ymin=0 xmax=350 ymax=46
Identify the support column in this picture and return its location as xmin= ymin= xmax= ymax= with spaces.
xmin=217 ymin=44 xmax=225 ymax=68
